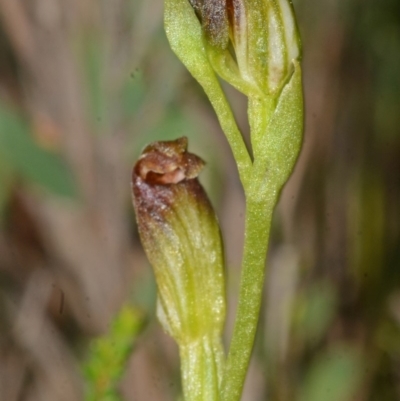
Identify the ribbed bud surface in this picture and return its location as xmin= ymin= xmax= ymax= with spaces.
xmin=131 ymin=137 xmax=226 ymax=346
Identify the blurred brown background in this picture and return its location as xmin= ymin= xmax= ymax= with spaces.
xmin=0 ymin=0 xmax=399 ymax=400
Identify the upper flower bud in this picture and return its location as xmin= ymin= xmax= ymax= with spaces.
xmin=131 ymin=137 xmax=226 ymax=345
xmin=189 ymin=0 xmax=301 ymax=95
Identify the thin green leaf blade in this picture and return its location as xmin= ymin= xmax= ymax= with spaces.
xmin=0 ymin=106 xmax=77 ymax=198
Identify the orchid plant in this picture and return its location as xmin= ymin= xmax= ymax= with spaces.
xmin=132 ymin=0 xmax=303 ymax=400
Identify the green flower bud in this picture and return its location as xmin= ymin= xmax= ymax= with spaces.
xmin=164 ymin=0 xmax=303 ymax=193
xmin=188 ymin=0 xmax=301 ymax=96
xmin=131 ymin=137 xmax=226 ymax=345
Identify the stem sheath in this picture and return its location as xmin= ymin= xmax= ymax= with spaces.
xmin=180 ymin=336 xmax=225 ymax=401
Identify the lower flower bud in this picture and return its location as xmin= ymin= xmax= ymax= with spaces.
xmin=131 ymin=137 xmax=226 ymax=346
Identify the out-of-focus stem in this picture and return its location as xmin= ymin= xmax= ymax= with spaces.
xmin=221 ymin=194 xmax=276 ymax=401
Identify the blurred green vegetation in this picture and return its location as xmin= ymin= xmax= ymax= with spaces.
xmin=0 ymin=103 xmax=76 ymax=215
xmin=83 ymin=305 xmax=144 ymax=401
xmin=299 ymin=345 xmax=363 ymax=401
xmin=0 ymin=0 xmax=398 ymax=400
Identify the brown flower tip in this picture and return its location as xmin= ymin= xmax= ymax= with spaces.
xmin=189 ymin=0 xmax=230 ymax=49
xmin=131 ymin=137 xmax=210 ymax=230
xmin=134 ymin=137 xmax=205 ymax=185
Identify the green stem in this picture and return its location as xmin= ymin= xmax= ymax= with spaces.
xmin=221 ymin=194 xmax=276 ymax=401
xmin=247 ymin=97 xmax=275 ymax=167
xmin=205 ymin=83 xmax=252 ymax=188
xmin=180 ymin=336 xmax=225 ymax=401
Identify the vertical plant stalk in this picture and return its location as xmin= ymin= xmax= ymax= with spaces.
xmin=220 ymin=63 xmax=303 ymax=400
xmin=221 ymin=195 xmax=275 ymax=400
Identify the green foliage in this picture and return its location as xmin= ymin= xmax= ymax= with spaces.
xmin=294 ymin=281 xmax=337 ymax=347
xmin=299 ymin=346 xmax=363 ymax=401
xmin=83 ymin=305 xmax=144 ymax=401
xmin=80 ymin=36 xmax=108 ymax=131
xmin=121 ymin=70 xmax=146 ymax=119
xmin=0 ymin=103 xmax=76 ymax=213
xmin=0 ymin=156 xmax=14 ymax=217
